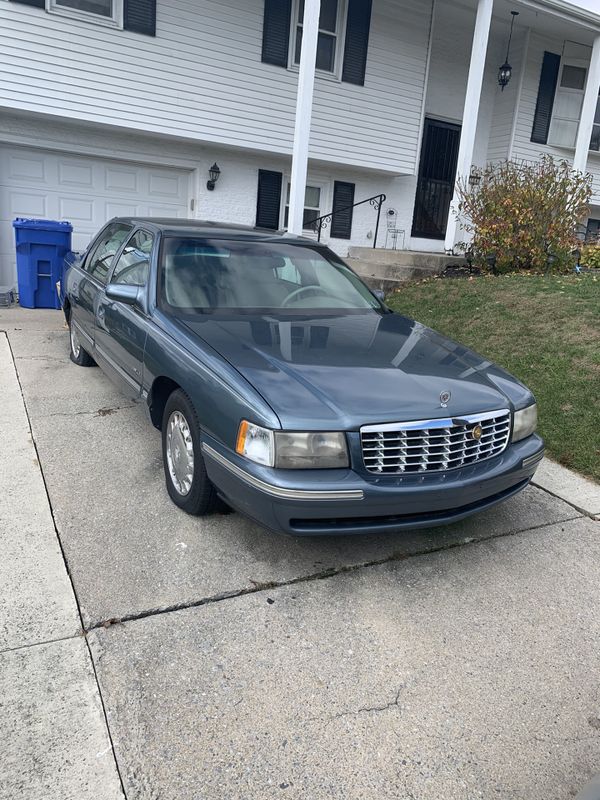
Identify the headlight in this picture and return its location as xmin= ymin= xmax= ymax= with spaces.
xmin=512 ymin=403 xmax=537 ymax=442
xmin=235 ymin=421 xmax=274 ymax=466
xmin=235 ymin=422 xmax=348 ymax=469
xmin=274 ymin=431 xmax=349 ymax=469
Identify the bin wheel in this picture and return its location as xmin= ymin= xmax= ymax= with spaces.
xmin=69 ymin=321 xmax=95 ymax=367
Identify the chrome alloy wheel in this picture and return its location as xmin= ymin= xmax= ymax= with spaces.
xmin=70 ymin=324 xmax=81 ymax=358
xmin=166 ymin=410 xmax=195 ymax=496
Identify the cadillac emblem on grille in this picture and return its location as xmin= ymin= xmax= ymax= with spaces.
xmin=471 ymin=424 xmax=483 ymax=441
xmin=439 ymin=390 xmax=451 ymax=407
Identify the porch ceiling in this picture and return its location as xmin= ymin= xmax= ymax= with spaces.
xmin=450 ymin=0 xmax=600 ymax=43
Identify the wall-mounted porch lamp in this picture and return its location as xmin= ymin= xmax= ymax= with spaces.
xmin=207 ymin=163 xmax=221 ymax=191
xmin=498 ymin=11 xmax=519 ymax=91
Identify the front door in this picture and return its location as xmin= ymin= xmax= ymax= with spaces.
xmin=95 ymin=228 xmax=154 ymax=398
xmin=412 ymin=118 xmax=461 ymax=240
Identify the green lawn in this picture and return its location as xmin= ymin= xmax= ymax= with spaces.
xmin=385 ymin=274 xmax=600 ymax=482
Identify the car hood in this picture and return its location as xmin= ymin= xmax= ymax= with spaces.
xmin=181 ymin=311 xmax=533 ymax=430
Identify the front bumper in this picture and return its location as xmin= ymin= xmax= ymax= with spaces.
xmin=202 ymin=433 xmax=545 ymax=536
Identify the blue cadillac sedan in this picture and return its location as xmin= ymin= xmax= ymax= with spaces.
xmin=64 ymin=218 xmax=544 ymax=535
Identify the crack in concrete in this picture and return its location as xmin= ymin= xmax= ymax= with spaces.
xmin=0 ymin=631 xmax=85 ymax=657
xmin=87 ymin=513 xmax=583 ymax=633
xmin=304 ymin=689 xmax=403 ymax=726
xmin=531 ymin=480 xmax=600 ymax=522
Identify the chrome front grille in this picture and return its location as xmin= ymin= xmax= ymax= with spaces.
xmin=360 ymin=409 xmax=511 ymax=474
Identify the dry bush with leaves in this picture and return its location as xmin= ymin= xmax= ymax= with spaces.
xmin=457 ymin=155 xmax=591 ymax=273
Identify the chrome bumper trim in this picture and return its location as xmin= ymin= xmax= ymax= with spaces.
xmin=202 ymin=444 xmax=364 ymax=501
xmin=522 ymin=450 xmax=545 ymax=469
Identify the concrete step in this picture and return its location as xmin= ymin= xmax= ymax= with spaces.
xmin=345 ymin=258 xmax=438 ymax=286
xmin=346 ymin=247 xmax=467 ymax=290
xmin=348 ymin=246 xmax=466 ymax=271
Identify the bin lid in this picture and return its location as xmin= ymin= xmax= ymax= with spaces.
xmin=12 ymin=218 xmax=73 ymax=232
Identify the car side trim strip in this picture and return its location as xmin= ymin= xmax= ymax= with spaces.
xmin=72 ymin=319 xmax=93 ymax=347
xmin=202 ymin=444 xmax=364 ymax=501
xmin=94 ymin=343 xmax=141 ymax=393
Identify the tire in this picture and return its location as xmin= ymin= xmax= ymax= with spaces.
xmin=69 ymin=320 xmax=95 ymax=367
xmin=162 ymin=389 xmax=219 ymax=516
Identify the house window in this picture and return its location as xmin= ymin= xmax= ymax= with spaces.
xmin=591 ymin=91 xmax=600 ymax=152
xmin=586 ymin=218 xmax=600 ymax=242
xmin=548 ymin=61 xmax=587 ymax=148
xmin=48 ymin=0 xmax=122 ymax=26
xmin=292 ymin=0 xmax=345 ymax=74
xmin=283 ymin=184 xmax=322 ymax=231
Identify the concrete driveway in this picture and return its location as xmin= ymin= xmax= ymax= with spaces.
xmin=2 ymin=306 xmax=600 ymax=800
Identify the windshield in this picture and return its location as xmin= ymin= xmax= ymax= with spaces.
xmin=158 ymin=238 xmax=383 ymax=314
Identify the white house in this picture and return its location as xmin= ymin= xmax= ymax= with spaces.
xmin=0 ymin=0 xmax=599 ymax=290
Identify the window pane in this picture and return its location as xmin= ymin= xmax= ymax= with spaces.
xmin=295 ymin=26 xmax=302 ymax=64
xmin=112 ymin=230 xmax=153 ymax=286
xmin=316 ymin=33 xmax=335 ymax=72
xmin=320 ymin=0 xmax=338 ymax=32
xmin=560 ymin=65 xmax=586 ymax=90
xmin=304 ymin=185 xmax=321 ymax=207
xmin=87 ymin=224 xmax=131 ymax=285
xmin=56 ymin=0 xmax=113 ymax=16
xmin=591 ymin=124 xmax=600 ymax=152
xmin=594 ymin=94 xmax=600 ymax=125
xmin=297 ymin=0 xmax=337 ymax=31
xmin=303 ymin=208 xmax=320 ymax=230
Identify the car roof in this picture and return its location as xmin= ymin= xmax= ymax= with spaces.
xmin=112 ymin=217 xmax=316 ymax=244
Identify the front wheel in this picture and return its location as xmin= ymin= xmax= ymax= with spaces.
xmin=161 ymin=389 xmax=219 ymax=516
xmin=69 ymin=321 xmax=95 ymax=367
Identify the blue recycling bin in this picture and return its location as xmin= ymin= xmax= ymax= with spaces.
xmin=13 ymin=218 xmax=73 ymax=309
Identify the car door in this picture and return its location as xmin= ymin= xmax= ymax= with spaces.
xmin=70 ymin=222 xmax=132 ymax=349
xmin=94 ymin=228 xmax=154 ymax=397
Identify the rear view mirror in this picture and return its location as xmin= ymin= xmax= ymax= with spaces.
xmin=106 ymin=283 xmax=147 ymax=312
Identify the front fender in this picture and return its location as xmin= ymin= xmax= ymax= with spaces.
xmin=144 ymin=315 xmax=281 ymax=449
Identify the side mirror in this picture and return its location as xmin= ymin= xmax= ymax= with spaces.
xmin=373 ymin=289 xmax=386 ymax=302
xmin=106 ymin=283 xmax=147 ymax=313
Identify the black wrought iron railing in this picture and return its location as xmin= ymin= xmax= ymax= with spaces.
xmin=305 ymin=193 xmax=386 ymax=248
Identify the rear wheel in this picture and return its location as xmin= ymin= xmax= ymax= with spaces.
xmin=69 ymin=321 xmax=95 ymax=367
xmin=161 ymin=389 xmax=219 ymax=516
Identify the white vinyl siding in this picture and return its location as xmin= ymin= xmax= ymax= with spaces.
xmin=0 ymin=0 xmax=430 ymax=175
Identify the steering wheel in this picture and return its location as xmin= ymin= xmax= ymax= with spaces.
xmin=282 ymin=284 xmax=327 ymax=307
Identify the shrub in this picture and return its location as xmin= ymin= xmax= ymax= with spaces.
xmin=580 ymin=243 xmax=600 ymax=269
xmin=457 ymin=155 xmax=591 ymax=273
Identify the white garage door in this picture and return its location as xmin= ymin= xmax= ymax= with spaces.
xmin=0 ymin=145 xmax=192 ymax=289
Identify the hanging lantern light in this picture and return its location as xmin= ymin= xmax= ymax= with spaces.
xmin=498 ymin=11 xmax=519 ymax=91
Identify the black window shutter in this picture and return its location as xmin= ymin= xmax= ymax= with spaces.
xmin=256 ymin=170 xmax=283 ymax=230
xmin=342 ymin=0 xmax=372 ymax=86
xmin=9 ymin=0 xmax=45 ymax=7
xmin=531 ymin=51 xmax=561 ymax=144
xmin=330 ymin=181 xmax=355 ymax=239
xmin=262 ymin=0 xmax=292 ymax=67
xmin=124 ymin=0 xmax=156 ymax=36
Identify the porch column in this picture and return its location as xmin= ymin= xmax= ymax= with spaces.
xmin=444 ymin=0 xmax=494 ymax=252
xmin=288 ymin=0 xmax=321 ymax=235
xmin=573 ymin=35 xmax=600 ymax=175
